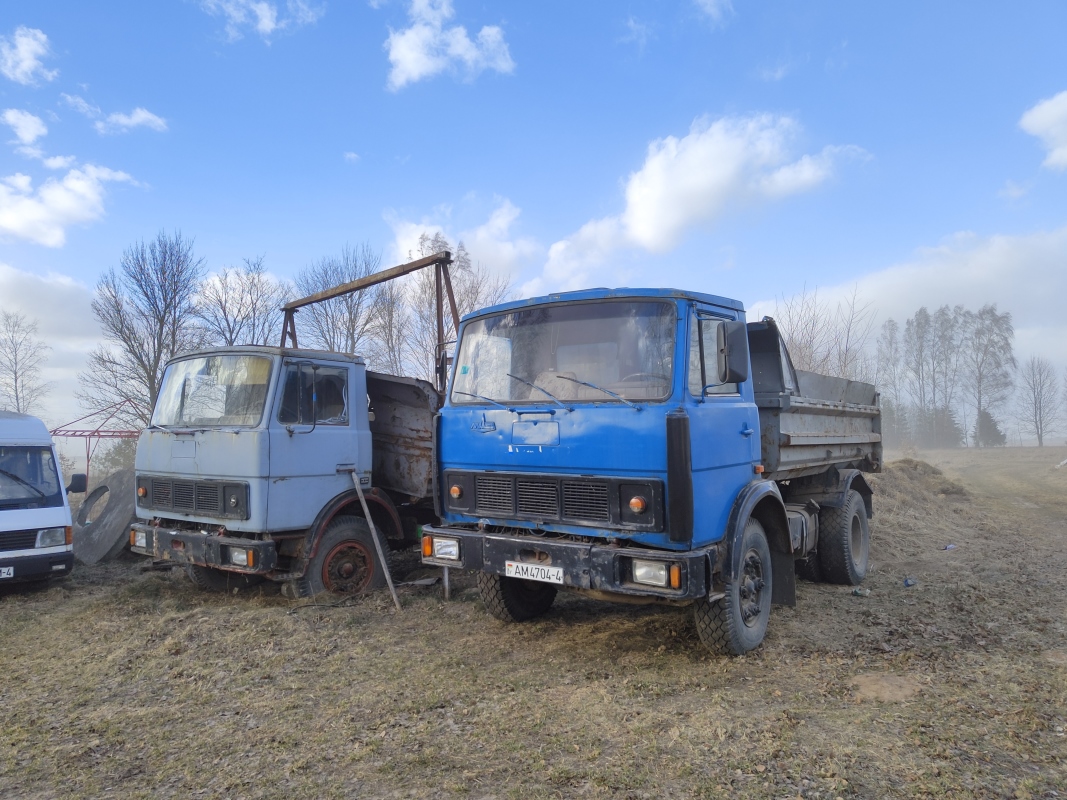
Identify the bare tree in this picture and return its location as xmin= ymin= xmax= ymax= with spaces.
xmin=961 ymin=304 xmax=1016 ymax=446
xmin=903 ymin=307 xmax=932 ymax=413
xmin=1017 ymin=355 xmax=1059 ymax=446
xmin=78 ymin=231 xmax=206 ymax=427
xmin=196 ymin=256 xmax=290 ymax=346
xmin=0 ymin=310 xmax=51 ymax=414
xmin=773 ymin=285 xmax=874 ymax=381
xmin=367 ymin=277 xmax=411 ymax=375
xmin=294 ymin=244 xmax=381 ymax=353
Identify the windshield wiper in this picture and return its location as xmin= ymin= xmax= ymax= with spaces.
xmin=555 ymin=375 xmax=641 ymax=411
xmin=506 ymin=373 xmax=572 ymax=412
xmin=0 ymin=468 xmax=47 ymax=498
xmin=452 ymin=390 xmax=514 ymax=412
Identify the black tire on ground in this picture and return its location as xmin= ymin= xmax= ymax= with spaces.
xmin=288 ymin=516 xmax=389 ymax=598
xmin=817 ymin=489 xmax=870 ymax=585
xmin=184 ymin=564 xmax=264 ymax=592
xmin=694 ymin=517 xmax=772 ymax=656
xmin=794 ymin=551 xmax=822 ymax=583
xmin=478 ymin=572 xmax=557 ymax=622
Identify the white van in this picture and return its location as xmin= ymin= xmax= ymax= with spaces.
xmin=0 ymin=412 xmax=86 ymax=584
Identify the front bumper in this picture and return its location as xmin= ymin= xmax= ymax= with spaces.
xmin=421 ymin=525 xmax=714 ymax=601
xmin=130 ymin=523 xmax=277 ymax=574
xmin=0 ymin=551 xmax=73 ymax=582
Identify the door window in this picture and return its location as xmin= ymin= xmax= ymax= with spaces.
xmin=278 ymin=364 xmax=350 ymax=425
xmin=688 ymin=315 xmax=738 ymax=397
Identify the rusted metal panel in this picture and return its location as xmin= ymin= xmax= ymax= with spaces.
xmin=366 ymin=371 xmax=440 ymax=499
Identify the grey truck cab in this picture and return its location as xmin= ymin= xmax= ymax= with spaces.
xmin=0 ymin=412 xmax=86 ymax=585
xmin=129 ymin=346 xmax=438 ymax=596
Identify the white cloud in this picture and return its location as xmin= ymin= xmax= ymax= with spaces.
xmin=93 ymin=107 xmax=168 ymax=135
xmin=620 ymin=17 xmax=653 ymax=52
xmin=1 ymin=108 xmax=47 ymax=145
xmin=200 ymin=0 xmax=325 ymax=42
xmin=1019 ymin=90 xmax=1067 ymax=171
xmin=384 ymin=197 xmax=536 ymax=278
xmin=385 ymin=0 xmax=515 ymax=91
xmin=0 ymin=27 xmax=58 ymax=86
xmin=343 ymin=151 xmax=360 ymax=163
xmin=0 ymin=165 xmax=133 ymax=247
xmin=525 ymin=114 xmax=864 ymax=295
xmin=750 ymin=225 xmax=1067 ymax=373
xmin=694 ymin=0 xmax=733 ymax=25
xmin=0 ymin=262 xmax=100 ymax=428
xmin=61 ymin=93 xmax=102 ymax=119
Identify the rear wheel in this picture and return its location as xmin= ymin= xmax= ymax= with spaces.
xmin=185 ymin=564 xmax=264 ymax=593
xmin=694 ymin=518 xmax=772 ymax=655
xmin=288 ymin=516 xmax=389 ymax=598
xmin=818 ymin=489 xmax=869 ymax=585
xmin=478 ymin=572 xmax=557 ymax=622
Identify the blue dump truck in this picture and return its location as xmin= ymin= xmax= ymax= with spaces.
xmin=420 ymin=288 xmax=881 ymax=655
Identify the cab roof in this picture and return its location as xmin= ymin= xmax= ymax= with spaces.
xmin=167 ymin=345 xmax=366 ymax=366
xmin=460 ymin=287 xmax=745 ymax=323
xmin=0 ymin=411 xmax=53 ymax=446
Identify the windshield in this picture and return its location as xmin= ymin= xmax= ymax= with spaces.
xmin=451 ymin=300 xmax=677 ymax=405
xmin=0 ymin=446 xmax=63 ymax=509
xmin=153 ymin=354 xmax=273 ymax=427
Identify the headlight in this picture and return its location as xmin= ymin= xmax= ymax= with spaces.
xmin=432 ymin=537 xmax=460 ymax=560
xmin=131 ymin=529 xmax=148 ymax=548
xmin=229 ymin=548 xmax=254 ymax=567
xmin=632 ymin=559 xmax=667 ymax=587
xmin=36 ymin=527 xmax=67 ymax=548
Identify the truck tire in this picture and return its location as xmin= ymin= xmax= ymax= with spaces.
xmin=817 ymin=489 xmax=869 ymax=585
xmin=478 ymin=572 xmax=557 ymax=622
xmin=693 ymin=517 xmax=772 ymax=656
xmin=185 ymin=564 xmax=264 ymax=592
xmin=289 ymin=516 xmax=389 ymax=598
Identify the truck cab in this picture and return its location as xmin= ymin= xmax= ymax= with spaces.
xmin=0 ymin=412 xmax=85 ymax=585
xmin=130 ymin=346 xmax=438 ymax=595
xmin=421 ymin=288 xmax=880 ymax=654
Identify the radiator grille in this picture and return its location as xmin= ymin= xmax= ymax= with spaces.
xmin=475 ymin=475 xmax=513 ymax=514
xmin=516 ymin=480 xmax=559 ymax=517
xmin=173 ymin=481 xmax=195 ymax=510
xmin=151 ymin=479 xmax=172 ymax=507
xmin=195 ymin=483 xmax=220 ymax=513
xmin=562 ymin=482 xmax=610 ymax=521
xmin=0 ymin=530 xmax=38 ymax=551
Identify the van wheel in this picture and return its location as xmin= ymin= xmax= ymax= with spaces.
xmin=818 ymin=490 xmax=869 ymax=585
xmin=288 ymin=516 xmax=389 ymax=598
xmin=185 ymin=564 xmax=263 ymax=592
xmin=478 ymin=572 xmax=557 ymax=622
xmin=694 ymin=517 xmax=772 ymax=655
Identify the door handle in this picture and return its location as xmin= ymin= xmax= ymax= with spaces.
xmin=740 ymin=425 xmax=754 ymax=437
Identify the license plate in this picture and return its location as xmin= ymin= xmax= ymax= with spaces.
xmin=505 ymin=561 xmax=563 ymax=584
xmin=0 ymin=567 xmax=13 ymax=579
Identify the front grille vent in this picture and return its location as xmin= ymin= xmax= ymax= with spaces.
xmin=562 ymin=482 xmax=610 ymax=521
xmin=173 ymin=482 xmax=195 ymax=510
xmin=142 ymin=477 xmax=246 ymax=519
xmin=0 ymin=530 xmax=38 ymax=552
xmin=475 ymin=475 xmax=513 ymax=514
xmin=517 ymin=481 xmax=559 ymax=517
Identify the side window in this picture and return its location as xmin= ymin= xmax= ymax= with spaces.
xmin=278 ymin=364 xmax=349 ymax=425
xmin=688 ymin=315 xmax=738 ymax=397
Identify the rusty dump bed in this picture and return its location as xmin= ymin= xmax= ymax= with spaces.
xmin=748 ymin=320 xmax=882 ymax=481
xmin=366 ymin=371 xmax=440 ymax=500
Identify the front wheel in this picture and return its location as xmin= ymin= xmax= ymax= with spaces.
xmin=288 ymin=516 xmax=389 ymax=598
xmin=478 ymin=572 xmax=557 ymax=622
xmin=694 ymin=518 xmax=772 ymax=655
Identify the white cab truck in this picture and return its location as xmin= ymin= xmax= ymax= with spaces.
xmin=0 ymin=412 xmax=87 ymax=585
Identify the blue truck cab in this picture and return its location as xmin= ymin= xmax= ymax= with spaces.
xmin=421 ymin=288 xmax=881 ymax=655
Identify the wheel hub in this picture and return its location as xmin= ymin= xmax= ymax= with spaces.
xmin=322 ymin=541 xmax=373 ymax=594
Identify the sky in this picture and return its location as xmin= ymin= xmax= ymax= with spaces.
xmin=1 ymin=0 xmax=1066 ymax=433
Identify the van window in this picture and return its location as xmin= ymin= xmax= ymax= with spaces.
xmin=0 ymin=446 xmax=63 ymax=509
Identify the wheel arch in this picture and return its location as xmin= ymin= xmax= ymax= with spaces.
xmin=720 ymin=480 xmax=796 ymax=607
xmin=296 ymin=487 xmax=403 ymax=575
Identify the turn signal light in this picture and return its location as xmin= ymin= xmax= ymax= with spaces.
xmin=137 ymin=486 xmax=147 ymax=497
xmin=449 ymin=484 xmax=463 ymax=500
xmin=628 ymin=495 xmax=648 ymax=514
xmin=65 ymin=526 xmax=73 ymax=545
xmin=422 ymin=535 xmax=433 ymax=558
xmin=669 ymin=563 xmax=681 ymax=590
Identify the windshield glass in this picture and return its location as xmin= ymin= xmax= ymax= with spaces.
xmin=451 ymin=300 xmax=677 ymax=404
xmin=0 ymin=446 xmax=63 ymax=509
xmin=153 ymin=354 xmax=273 ymax=427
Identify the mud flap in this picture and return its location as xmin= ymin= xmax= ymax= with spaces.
xmin=770 ymin=549 xmax=796 ymax=607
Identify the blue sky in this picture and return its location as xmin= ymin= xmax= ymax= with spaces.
xmin=1 ymin=1 xmax=1067 ymax=427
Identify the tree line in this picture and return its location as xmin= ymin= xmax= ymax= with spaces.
xmin=1 ymin=230 xmax=508 ymax=427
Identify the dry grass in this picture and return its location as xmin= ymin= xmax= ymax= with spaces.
xmin=2 ymin=449 xmax=1066 ymax=798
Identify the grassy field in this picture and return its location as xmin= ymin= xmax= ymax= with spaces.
xmin=2 ymin=449 xmax=1066 ymax=799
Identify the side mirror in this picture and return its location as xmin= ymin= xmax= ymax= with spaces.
xmin=716 ymin=320 xmax=750 ymax=384
xmin=66 ymin=473 xmax=87 ymax=495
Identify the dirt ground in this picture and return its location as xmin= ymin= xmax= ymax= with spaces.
xmin=2 ymin=448 xmax=1065 ymax=799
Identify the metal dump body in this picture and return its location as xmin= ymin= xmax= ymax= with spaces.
xmin=366 ymin=371 xmax=440 ymax=500
xmin=748 ymin=319 xmax=882 ymax=481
